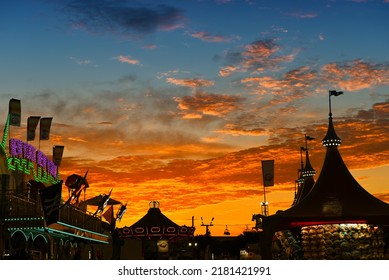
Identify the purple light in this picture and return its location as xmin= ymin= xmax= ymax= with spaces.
xmin=9 ymin=138 xmax=58 ymax=179
xmin=9 ymin=139 xmax=23 ymax=157
xmin=47 ymin=160 xmax=57 ymax=178
xmin=23 ymin=142 xmax=37 ymax=162
xmin=36 ymin=150 xmax=47 ymax=169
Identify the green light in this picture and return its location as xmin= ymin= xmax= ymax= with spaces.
xmin=47 ymin=227 xmax=109 ymax=244
xmin=1 ymin=114 xmax=10 ymax=150
xmin=2 ymin=114 xmax=60 ymax=184
xmin=57 ymin=221 xmax=109 ymax=238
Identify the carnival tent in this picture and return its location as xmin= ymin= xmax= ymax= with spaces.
xmin=261 ymin=110 xmax=389 ymax=259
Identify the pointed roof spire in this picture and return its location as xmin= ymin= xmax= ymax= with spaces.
xmin=322 ymin=90 xmax=343 ymax=147
xmin=302 ymin=135 xmax=316 ymax=177
xmin=294 ymin=136 xmax=316 ymax=205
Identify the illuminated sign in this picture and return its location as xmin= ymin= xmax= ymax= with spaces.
xmin=8 ymin=138 xmax=58 ymax=182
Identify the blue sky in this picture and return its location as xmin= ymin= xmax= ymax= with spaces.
xmin=1 ymin=0 xmax=389 ymax=235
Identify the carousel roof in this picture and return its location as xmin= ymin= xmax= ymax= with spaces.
xmin=265 ymin=111 xmax=389 ymax=232
xmin=131 ymin=201 xmax=180 ymax=228
xmin=118 ymin=201 xmax=195 ymax=239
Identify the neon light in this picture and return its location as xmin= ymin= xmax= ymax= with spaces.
xmin=8 ymin=138 xmax=58 ymax=181
xmin=47 ymin=228 xmax=109 ymax=244
xmin=56 ymin=221 xmax=109 ymax=238
xmin=48 ymin=223 xmax=109 ymax=244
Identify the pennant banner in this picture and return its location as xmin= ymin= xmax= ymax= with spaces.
xmin=116 ymin=203 xmax=127 ymax=222
xmin=40 ymin=117 xmax=53 ymax=140
xmin=329 ymin=90 xmax=343 ymax=96
xmin=27 ymin=116 xmax=41 ymax=141
xmin=9 ymin=98 xmax=21 ymax=127
xmin=40 ymin=180 xmax=63 ymax=226
xmin=102 ymin=205 xmax=114 ymax=225
xmin=305 ymin=135 xmax=315 ymax=141
xmin=53 ymin=145 xmax=64 ymax=166
xmin=261 ymin=160 xmax=274 ymax=187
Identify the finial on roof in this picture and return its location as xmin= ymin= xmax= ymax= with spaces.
xmin=322 ymin=90 xmax=343 ymax=147
xmin=328 ymin=90 xmax=343 ymax=117
xmin=149 ymin=201 xmax=160 ymax=209
xmin=303 ymin=150 xmax=316 ymax=177
xmin=302 ymin=135 xmax=316 ymax=177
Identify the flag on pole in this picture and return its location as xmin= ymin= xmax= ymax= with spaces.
xmin=27 ymin=116 xmax=41 ymax=141
xmin=261 ymin=160 xmax=274 ymax=187
xmin=40 ymin=117 xmax=53 ymax=140
xmin=53 ymin=145 xmax=64 ymax=166
xmin=116 ymin=203 xmax=127 ymax=222
xmin=9 ymin=98 xmax=21 ymax=127
xmin=40 ymin=180 xmax=63 ymax=225
xmin=329 ymin=90 xmax=343 ymax=96
xmin=305 ymin=135 xmax=315 ymax=141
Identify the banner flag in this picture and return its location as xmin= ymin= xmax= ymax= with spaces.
xmin=9 ymin=98 xmax=21 ymax=127
xmin=329 ymin=90 xmax=343 ymax=96
xmin=116 ymin=203 xmax=127 ymax=222
xmin=27 ymin=116 xmax=41 ymax=141
xmin=261 ymin=160 xmax=274 ymax=187
xmin=40 ymin=180 xmax=63 ymax=225
xmin=53 ymin=145 xmax=64 ymax=166
xmin=40 ymin=117 xmax=53 ymax=140
xmin=102 ymin=205 xmax=114 ymax=225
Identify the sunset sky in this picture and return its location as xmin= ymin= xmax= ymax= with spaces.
xmin=1 ymin=0 xmax=389 ymax=236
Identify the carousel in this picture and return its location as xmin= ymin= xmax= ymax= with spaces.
xmin=118 ymin=201 xmax=195 ymax=259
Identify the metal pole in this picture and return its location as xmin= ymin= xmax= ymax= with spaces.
xmin=329 ymin=91 xmax=332 ymax=117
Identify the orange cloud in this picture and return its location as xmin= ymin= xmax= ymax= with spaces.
xmin=219 ymin=65 xmax=240 ymax=77
xmin=220 ymin=39 xmax=298 ymax=76
xmin=166 ymin=77 xmax=215 ymax=88
xmin=216 ymin=123 xmax=267 ymax=136
xmin=321 ymin=60 xmax=389 ymax=91
xmin=174 ymin=91 xmax=243 ymax=117
xmin=241 ymin=66 xmax=316 ymax=99
xmin=53 ymin=99 xmax=389 ymax=234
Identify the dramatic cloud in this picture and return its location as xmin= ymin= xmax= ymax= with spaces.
xmin=220 ymin=39 xmax=298 ymax=76
xmin=321 ymin=59 xmax=389 ymax=91
xmin=241 ymin=66 xmax=317 ymax=101
xmin=60 ymin=0 xmax=184 ymax=36
xmin=240 ymin=60 xmax=389 ymax=109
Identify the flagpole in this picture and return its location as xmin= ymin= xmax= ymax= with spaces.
xmin=261 ymin=186 xmax=268 ymax=216
xmin=329 ymin=90 xmax=343 ymax=116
